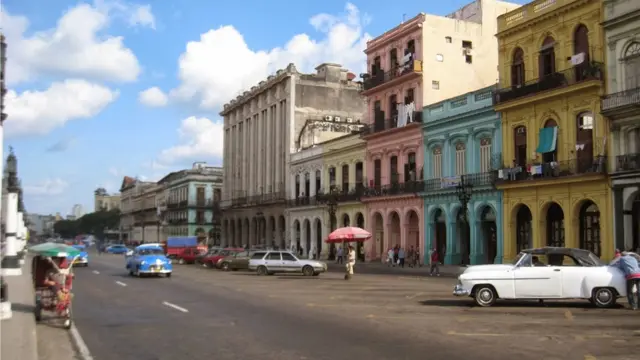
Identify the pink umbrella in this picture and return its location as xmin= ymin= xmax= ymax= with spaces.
xmin=326 ymin=227 xmax=372 ymax=243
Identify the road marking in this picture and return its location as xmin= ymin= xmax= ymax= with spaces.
xmin=163 ymin=301 xmax=189 ymax=313
xmin=115 ymin=281 xmax=127 ymax=287
xmin=92 ymin=270 xmax=100 ymax=274
xmin=70 ymin=324 xmax=94 ymax=360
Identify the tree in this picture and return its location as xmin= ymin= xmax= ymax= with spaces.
xmin=53 ymin=209 xmax=121 ymax=238
xmin=94 ymin=187 xmax=108 ymax=196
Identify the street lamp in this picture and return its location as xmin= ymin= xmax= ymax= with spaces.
xmin=324 ymin=187 xmax=339 ymax=260
xmin=455 ymin=175 xmax=473 ymax=223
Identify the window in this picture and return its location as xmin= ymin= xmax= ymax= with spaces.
xmin=462 ymin=40 xmax=473 ymax=49
xmin=542 ymin=119 xmax=558 ymax=163
xmin=315 ymin=170 xmax=321 ymax=194
xmin=282 ymin=253 xmax=297 ymax=261
xmin=406 ymin=39 xmax=415 ymax=55
xmin=432 ymin=147 xmax=442 ymax=179
xmin=539 ymin=36 xmax=556 ymax=78
xmin=374 ymin=159 xmax=382 ymax=186
xmin=251 ymin=252 xmax=266 ymax=260
xmin=389 ymin=94 xmax=398 ymax=126
xmin=455 ymin=142 xmax=466 ymax=176
xmin=267 ymin=252 xmax=281 ymax=260
xmin=514 ymin=126 xmax=527 ymax=167
xmin=235 ymin=251 xmax=248 ymax=258
xmin=623 ymin=42 xmax=640 ymax=90
xmin=405 ymin=89 xmax=414 ymax=104
xmin=372 ymin=56 xmax=381 ymax=75
xmin=436 ymin=54 xmax=444 ymax=62
xmin=341 ymin=164 xmax=349 ymax=192
xmin=390 ymin=156 xmax=398 ymax=183
xmin=432 ymin=80 xmax=440 ymax=90
xmin=445 ymin=36 xmax=452 ymax=43
xmin=465 ymin=55 xmax=473 ymax=64
xmin=576 ymin=112 xmax=594 ymax=173
xmin=511 ymin=47 xmax=525 ymax=87
xmin=573 ymin=24 xmax=590 ymax=81
xmin=479 ymin=138 xmax=492 ymax=172
xmin=295 ymin=174 xmax=300 ymax=197
xmin=390 ymin=48 xmax=398 ymax=68
xmin=328 ymin=167 xmax=336 ymax=187
xmin=405 ymin=152 xmax=417 ymax=182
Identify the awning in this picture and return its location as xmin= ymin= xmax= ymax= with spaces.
xmin=536 ymin=126 xmax=558 ymax=154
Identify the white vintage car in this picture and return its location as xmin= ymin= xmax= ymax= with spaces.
xmin=453 ymin=247 xmax=626 ymax=308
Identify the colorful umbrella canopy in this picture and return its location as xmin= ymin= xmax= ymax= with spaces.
xmin=326 ymin=227 xmax=372 ymax=243
xmin=29 ymin=242 xmax=82 ymax=258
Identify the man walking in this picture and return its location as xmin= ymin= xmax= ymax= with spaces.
xmin=430 ymin=247 xmax=440 ymax=276
xmin=611 ymin=252 xmax=640 ymax=310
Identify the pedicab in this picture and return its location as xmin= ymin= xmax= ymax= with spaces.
xmin=29 ymin=242 xmax=82 ymax=329
xmin=325 ymin=227 xmax=372 ymax=280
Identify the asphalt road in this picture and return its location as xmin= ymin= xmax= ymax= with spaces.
xmin=69 ymin=253 xmax=640 ymax=360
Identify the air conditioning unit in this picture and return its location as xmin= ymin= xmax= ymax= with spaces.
xmin=346 ymin=117 xmax=353 ymax=123
xmin=334 ymin=116 xmax=341 ymax=122
xmin=463 ymin=48 xmax=472 ymax=56
xmin=324 ymin=115 xmax=333 ymax=121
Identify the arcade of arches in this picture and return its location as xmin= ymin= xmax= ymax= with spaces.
xmin=504 ymin=195 xmax=613 ymax=261
xmin=290 ymin=210 xmax=365 ymax=259
xmin=221 ymin=214 xmax=287 ymax=249
xmin=366 ymin=207 xmax=422 ymax=261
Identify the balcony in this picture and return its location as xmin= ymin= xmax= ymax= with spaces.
xmin=362 ymin=112 xmax=423 ymax=136
xmin=612 ymin=153 xmax=640 ymax=174
xmin=316 ymin=184 xmax=366 ymax=203
xmin=424 ymin=172 xmax=496 ymax=192
xmin=361 ymin=181 xmax=424 ymax=198
xmin=227 ymin=189 xmax=287 ymax=209
xmin=494 ymin=157 xmax=606 ymax=185
xmin=287 ymin=196 xmax=317 ymax=208
xmin=601 ymin=87 xmax=640 ymax=119
xmin=493 ymin=62 xmax=603 ymax=106
xmin=362 ymin=60 xmax=423 ymax=94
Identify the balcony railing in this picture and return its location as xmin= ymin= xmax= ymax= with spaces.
xmin=287 ymin=196 xmax=318 ymax=207
xmin=362 ymin=112 xmax=423 ymax=136
xmin=362 ymin=60 xmax=423 ymax=92
xmin=316 ymin=184 xmax=366 ymax=203
xmin=494 ymin=157 xmax=607 ymax=185
xmin=361 ymin=181 xmax=424 ymax=198
xmin=493 ymin=62 xmax=603 ymax=106
xmin=423 ymin=172 xmax=496 ymax=192
xmin=613 ymin=153 xmax=640 ymax=173
xmin=601 ymin=87 xmax=640 ymax=114
xmin=227 ymin=191 xmax=287 ymax=208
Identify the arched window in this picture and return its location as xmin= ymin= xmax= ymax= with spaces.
xmin=514 ymin=126 xmax=527 ymax=166
xmin=623 ymin=42 xmax=640 ymax=90
xmin=479 ymin=138 xmax=492 ymax=172
xmin=455 ymin=142 xmax=466 ymax=176
xmin=542 ymin=119 xmax=558 ymax=163
xmin=432 ymin=147 xmax=443 ymax=179
xmin=390 ymin=156 xmax=398 ymax=183
xmin=573 ymin=24 xmax=590 ymax=81
xmin=511 ymin=47 xmax=525 ymax=87
xmin=539 ymin=36 xmax=556 ymax=78
xmin=576 ymin=112 xmax=594 ymax=173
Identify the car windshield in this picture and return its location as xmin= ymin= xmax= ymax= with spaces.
xmin=138 ymin=248 xmax=164 ymax=256
xmin=512 ymin=252 xmax=529 ymax=266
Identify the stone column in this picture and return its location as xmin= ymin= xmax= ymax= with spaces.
xmin=310 ymin=170 xmax=317 ymax=197
xmin=298 ymin=174 xmax=305 ymax=197
xmin=348 ymin=163 xmax=356 ymax=191
xmin=289 ymin=223 xmax=297 ymax=252
xmin=275 ymin=104 xmax=282 ymax=192
xmin=322 ymin=221 xmax=331 ymax=259
xmin=310 ymin=222 xmax=317 ymax=259
xmin=401 ymin=221 xmax=409 ymax=248
xmin=445 ymin=221 xmax=456 ymax=265
xmin=613 ymin=187 xmax=625 ymax=251
xmin=290 ymin=173 xmax=297 ymax=199
xmin=2 ymin=192 xmax=20 ymax=275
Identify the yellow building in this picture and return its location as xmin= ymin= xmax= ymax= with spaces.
xmin=493 ymin=0 xmax=612 ymax=260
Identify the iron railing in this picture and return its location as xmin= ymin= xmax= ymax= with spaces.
xmin=316 ymin=184 xmax=366 ymax=203
xmin=601 ymin=87 xmax=640 ymax=113
xmin=361 ymin=180 xmax=424 ymax=198
xmin=423 ymin=172 xmax=496 ymax=192
xmin=362 ymin=60 xmax=423 ymax=91
xmin=613 ymin=153 xmax=640 ymax=173
xmin=493 ymin=62 xmax=603 ymax=105
xmin=361 ymin=112 xmax=423 ymax=136
xmin=494 ymin=157 xmax=607 ymax=184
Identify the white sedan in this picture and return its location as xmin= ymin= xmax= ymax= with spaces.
xmin=453 ymin=247 xmax=626 ymax=308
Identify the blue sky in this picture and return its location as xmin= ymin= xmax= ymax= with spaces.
xmin=3 ymin=0 xmax=526 ymax=216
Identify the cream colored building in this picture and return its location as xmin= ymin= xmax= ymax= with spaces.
xmin=119 ymin=177 xmax=164 ymax=243
xmin=220 ymin=63 xmax=366 ymax=248
xmin=94 ymin=189 xmax=120 ymax=212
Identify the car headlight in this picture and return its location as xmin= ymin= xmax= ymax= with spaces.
xmin=216 ymin=259 xmax=223 ymax=264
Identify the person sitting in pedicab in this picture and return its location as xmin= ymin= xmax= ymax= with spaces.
xmin=43 ymin=257 xmax=72 ymax=302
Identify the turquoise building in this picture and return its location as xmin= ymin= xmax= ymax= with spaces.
xmin=422 ymin=86 xmax=503 ymax=265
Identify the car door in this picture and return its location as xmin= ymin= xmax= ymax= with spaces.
xmin=233 ymin=251 xmax=249 ymax=269
xmin=265 ymin=252 xmax=282 ymax=271
xmin=514 ymin=259 xmax=562 ymax=298
xmin=281 ymin=252 xmax=299 ymax=272
xmin=556 ymin=255 xmax=586 ymax=298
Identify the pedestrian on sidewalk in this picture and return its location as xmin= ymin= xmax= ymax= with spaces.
xmin=393 ymin=246 xmax=399 ymax=266
xmin=430 ymin=247 xmax=440 ymax=276
xmin=345 ymin=245 xmax=356 ymax=280
xmin=414 ymin=249 xmax=421 ymax=268
xmin=398 ymin=247 xmax=406 ymax=268
xmin=387 ymin=248 xmax=394 ymax=267
xmin=407 ymin=246 xmax=415 ymax=268
xmin=336 ymin=246 xmax=343 ymax=264
xmin=611 ymin=251 xmax=640 ymax=310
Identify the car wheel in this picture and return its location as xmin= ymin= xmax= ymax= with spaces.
xmin=592 ymin=287 xmax=616 ymax=308
xmin=166 ymin=273 xmax=172 ymax=278
xmin=135 ymin=266 xmax=141 ymax=277
xmin=302 ymin=266 xmax=314 ymax=277
xmin=312 ymin=272 xmax=320 ymax=276
xmin=473 ymin=285 xmax=497 ymax=307
xmin=128 ymin=268 xmax=134 ymax=276
xmin=178 ymin=258 xmax=185 ymax=265
xmin=221 ymin=262 xmax=230 ymax=271
xmin=257 ymin=266 xmax=268 ymax=276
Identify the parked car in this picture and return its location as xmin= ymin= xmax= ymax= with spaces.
xmin=200 ymin=248 xmax=243 ymax=268
xmin=453 ymin=247 xmax=626 ymax=308
xmin=198 ymin=248 xmax=221 ymax=265
xmin=216 ymin=250 xmax=253 ymax=271
xmin=125 ymin=244 xmax=173 ymax=277
xmin=249 ymin=251 xmax=327 ymax=276
xmin=106 ymin=244 xmax=129 ymax=254
xmin=176 ymin=247 xmax=208 ymax=264
xmin=70 ymin=244 xmax=89 ymax=267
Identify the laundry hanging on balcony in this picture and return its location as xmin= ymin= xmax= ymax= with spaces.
xmin=396 ymin=102 xmax=415 ymax=127
xmin=536 ymin=126 xmax=558 ymax=154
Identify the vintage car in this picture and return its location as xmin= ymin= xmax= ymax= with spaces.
xmin=216 ymin=250 xmax=253 ymax=271
xmin=125 ymin=244 xmax=173 ymax=277
xmin=249 ymin=251 xmax=327 ymax=276
xmin=106 ymin=244 xmax=130 ymax=254
xmin=453 ymin=247 xmax=626 ymax=308
xmin=70 ymin=244 xmax=89 ymax=266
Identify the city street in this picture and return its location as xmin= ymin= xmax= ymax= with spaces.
xmin=69 ymin=254 xmax=640 ymax=360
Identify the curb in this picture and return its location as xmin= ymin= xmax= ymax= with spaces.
xmin=69 ymin=324 xmax=94 ymax=360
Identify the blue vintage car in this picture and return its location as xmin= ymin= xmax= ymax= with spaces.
xmin=106 ymin=244 xmax=129 ymax=254
xmin=125 ymin=244 xmax=172 ymax=277
xmin=70 ymin=244 xmax=89 ymax=266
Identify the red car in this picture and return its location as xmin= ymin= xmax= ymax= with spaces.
xmin=201 ymin=248 xmax=244 ymax=268
xmin=176 ymin=248 xmax=207 ymax=264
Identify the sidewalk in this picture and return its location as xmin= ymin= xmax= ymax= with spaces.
xmin=1 ymin=258 xmax=38 ymax=360
xmin=326 ymin=261 xmax=465 ymax=278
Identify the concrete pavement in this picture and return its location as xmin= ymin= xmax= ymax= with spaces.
xmin=1 ymin=258 xmax=38 ymax=360
xmin=71 ymin=254 xmax=640 ymax=360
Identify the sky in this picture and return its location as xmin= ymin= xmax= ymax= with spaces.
xmin=3 ymin=0 xmax=527 ymax=216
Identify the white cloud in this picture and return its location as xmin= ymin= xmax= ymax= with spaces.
xmin=128 ymin=4 xmax=156 ymax=29
xmin=138 ymin=87 xmax=168 ymax=107
xmin=108 ymin=167 xmax=119 ymax=176
xmin=166 ymin=3 xmax=371 ymax=109
xmin=24 ymin=178 xmax=69 ymax=196
xmin=5 ymin=79 xmax=119 ymax=137
xmin=157 ymin=116 xmax=224 ymax=165
xmin=1 ymin=4 xmax=141 ymax=85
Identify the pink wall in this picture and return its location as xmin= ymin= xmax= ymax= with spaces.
xmin=365 ymin=126 xmax=424 ymax=186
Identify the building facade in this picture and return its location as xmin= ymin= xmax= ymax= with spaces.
xmin=119 ymin=177 xmax=160 ymax=243
xmin=602 ymin=0 xmax=640 ymax=253
xmin=319 ymin=134 xmax=367 ymax=260
xmin=158 ymin=163 xmax=223 ymax=244
xmin=422 ymin=86 xmax=503 ymax=265
xmin=220 ymin=63 xmax=365 ymax=249
xmin=94 ymin=188 xmax=120 ymax=212
xmin=493 ymin=0 xmax=612 ymax=261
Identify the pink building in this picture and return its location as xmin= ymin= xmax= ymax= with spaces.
xmin=361 ymin=15 xmax=424 ymax=262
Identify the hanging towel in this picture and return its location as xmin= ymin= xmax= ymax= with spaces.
xmin=396 ymin=103 xmax=406 ymax=127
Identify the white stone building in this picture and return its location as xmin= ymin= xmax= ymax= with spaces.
xmin=602 ymin=0 xmax=640 ymax=252
xmin=220 ymin=63 xmax=365 ymax=248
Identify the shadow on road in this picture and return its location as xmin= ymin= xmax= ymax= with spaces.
xmin=228 ymin=273 xmax=257 ymax=276
xmin=419 ymin=299 xmax=474 ymax=307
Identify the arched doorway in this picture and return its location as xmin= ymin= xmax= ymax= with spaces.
xmin=342 ymin=214 xmax=350 ymax=227
xmin=278 ymin=215 xmax=286 ymax=249
xmin=480 ymin=206 xmax=497 ymax=264
xmin=304 ymin=219 xmax=311 ymax=258
xmin=406 ymin=209 xmax=420 ymax=252
xmin=578 ymin=201 xmax=600 ymax=256
xmin=456 ymin=207 xmax=471 ymax=265
xmin=516 ymin=205 xmax=532 ymax=253
xmin=433 ymin=209 xmax=446 ymax=263
xmin=389 ymin=212 xmax=401 ymax=248
xmin=315 ymin=218 xmax=322 ymax=260
xmin=576 ymin=112 xmax=594 ymax=173
xmin=356 ymin=212 xmax=365 ymax=261
xmin=546 ymin=203 xmax=565 ymax=247
xmin=373 ymin=212 xmax=385 ymax=260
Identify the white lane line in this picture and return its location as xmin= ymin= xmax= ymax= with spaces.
xmin=92 ymin=270 xmax=100 ymax=274
xmin=70 ymin=324 xmax=94 ymax=360
xmin=115 ymin=281 xmax=127 ymax=287
xmin=162 ymin=301 xmax=189 ymax=313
